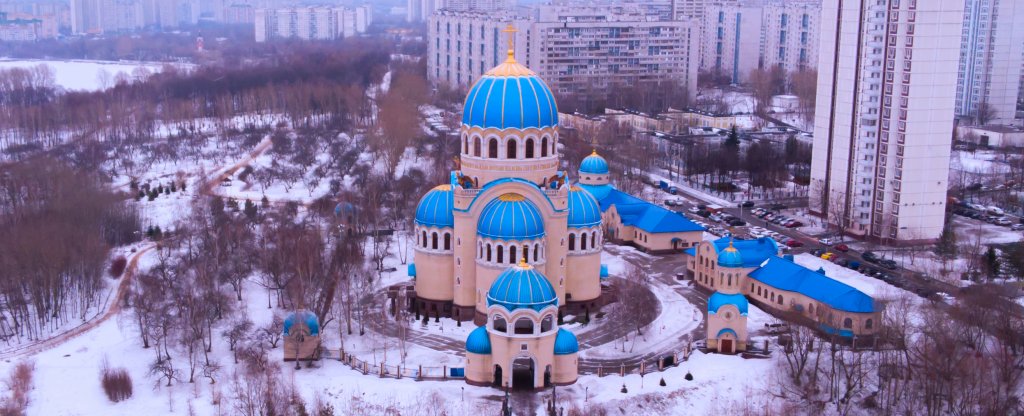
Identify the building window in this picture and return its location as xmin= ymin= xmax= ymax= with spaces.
xmin=865 ymin=319 xmax=873 ymax=329
xmin=525 ymin=138 xmax=535 ymax=158
xmin=497 ymin=245 xmax=504 ymax=263
xmin=843 ymin=318 xmax=853 ymax=329
xmin=444 ymin=233 xmax=451 ymax=250
xmin=489 ymin=139 xmax=498 ymax=158
xmin=506 ymin=139 xmax=517 ymax=159
xmin=568 ymin=233 xmax=576 ymax=250
xmin=493 ymin=315 xmax=507 ymax=332
xmin=514 ymin=318 xmax=534 ymax=335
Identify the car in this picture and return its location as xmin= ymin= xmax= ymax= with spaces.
xmin=995 ymin=217 xmax=1013 ymax=226
xmin=835 ymin=258 xmax=849 ymax=267
xmin=1011 ymin=224 xmax=1024 ymax=231
xmin=739 ymin=201 xmax=756 ymax=208
xmin=697 ymin=210 xmax=711 ymax=218
xmin=818 ymin=237 xmax=839 ymax=246
xmin=834 ymin=243 xmax=850 ymax=252
xmin=665 ymin=199 xmax=680 ymax=207
xmin=770 ymin=203 xmax=788 ymax=210
xmin=880 ymin=259 xmax=899 ymax=270
xmin=786 ymin=239 xmax=805 ymax=248
xmin=787 ymin=221 xmax=804 ymax=228
xmin=821 ymin=252 xmax=836 ymax=261
xmin=811 ymin=248 xmax=825 ymax=256
xmin=688 ymin=206 xmax=700 ymax=214
xmin=862 ymin=251 xmax=879 ymax=262
xmin=847 ymin=261 xmax=861 ymax=270
xmin=728 ymin=219 xmax=747 ymax=227
xmin=987 ymin=206 xmax=1004 ymax=216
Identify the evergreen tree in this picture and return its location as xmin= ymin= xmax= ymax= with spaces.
xmin=983 ymin=246 xmax=1000 ymax=280
xmin=243 ymin=199 xmax=258 ymax=222
xmin=210 ymin=196 xmax=225 ymax=220
xmin=153 ymin=226 xmax=163 ymax=240
xmin=724 ymin=125 xmax=740 ymax=153
xmin=145 ymin=226 xmax=155 ymax=238
xmin=935 ymin=218 xmax=958 ymax=260
xmin=261 ymin=195 xmax=271 ymax=208
xmin=227 ymin=198 xmax=240 ymax=212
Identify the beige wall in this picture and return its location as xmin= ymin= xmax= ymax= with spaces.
xmin=552 ymin=353 xmax=578 ymax=385
xmin=604 ymin=206 xmax=702 ymax=252
xmin=706 ymin=303 xmax=748 ymax=353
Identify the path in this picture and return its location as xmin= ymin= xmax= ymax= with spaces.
xmin=0 ymin=244 xmax=156 ymax=359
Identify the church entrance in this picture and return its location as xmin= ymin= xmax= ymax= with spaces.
xmin=721 ymin=339 xmax=734 ymax=354
xmin=543 ymin=365 xmax=552 ymax=388
xmin=493 ymin=365 xmax=503 ymax=388
xmin=511 ymin=357 xmax=535 ymax=390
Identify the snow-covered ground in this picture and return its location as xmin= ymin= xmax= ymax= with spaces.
xmin=0 ymin=59 xmax=192 ymax=92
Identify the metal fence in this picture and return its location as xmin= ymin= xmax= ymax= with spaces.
xmin=322 ymin=349 xmax=464 ymax=381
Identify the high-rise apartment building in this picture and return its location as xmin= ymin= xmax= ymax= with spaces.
xmin=702 ymin=0 xmax=821 ymax=84
xmin=255 ymin=6 xmax=371 ymax=42
xmin=407 ymin=0 xmax=510 ymax=22
xmin=69 ymin=0 xmax=201 ymax=34
xmin=956 ymin=0 xmax=1024 ymax=125
xmin=428 ymin=6 xmax=699 ymax=100
xmin=672 ymin=0 xmax=712 ymax=20
xmin=810 ymin=0 xmax=964 ymax=242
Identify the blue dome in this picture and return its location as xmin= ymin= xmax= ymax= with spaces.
xmin=334 ymin=202 xmax=355 ymax=217
xmin=283 ymin=311 xmax=319 ymax=336
xmin=577 ymin=183 xmax=614 ymax=201
xmin=717 ymin=243 xmax=744 ymax=268
xmin=568 ymin=187 xmax=602 ymax=228
xmin=553 ymin=328 xmax=579 ymax=355
xmin=708 ymin=292 xmax=749 ymax=315
xmin=466 ymin=326 xmax=492 ymax=354
xmin=477 ymin=193 xmax=545 ymax=241
xmin=487 ymin=262 xmax=558 ymax=312
xmin=415 ymin=185 xmax=454 ymax=228
xmin=579 ymin=152 xmax=609 ymax=175
xmin=462 ymin=59 xmax=558 ymax=130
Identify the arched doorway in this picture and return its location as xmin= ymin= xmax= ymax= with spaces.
xmin=511 ymin=356 xmax=535 ymax=390
xmin=492 ymin=364 xmax=503 ymax=387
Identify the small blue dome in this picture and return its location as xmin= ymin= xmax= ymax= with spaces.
xmin=283 ymin=311 xmax=319 ymax=336
xmin=568 ymin=187 xmax=601 ymax=228
xmin=462 ymin=59 xmax=558 ymax=130
xmin=553 ymin=328 xmax=579 ymax=355
xmin=708 ymin=292 xmax=749 ymax=315
xmin=334 ymin=202 xmax=355 ymax=217
xmin=477 ymin=194 xmax=545 ymax=241
xmin=415 ymin=185 xmax=454 ymax=228
xmin=718 ymin=243 xmax=744 ymax=268
xmin=466 ymin=326 xmax=492 ymax=354
xmin=579 ymin=151 xmax=609 ymax=175
xmin=487 ymin=262 xmax=558 ymax=312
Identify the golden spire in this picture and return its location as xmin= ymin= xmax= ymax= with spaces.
xmin=725 ymin=237 xmax=737 ymax=252
xmin=591 ymin=149 xmax=599 ymax=156
xmin=502 ymin=24 xmax=517 ymax=62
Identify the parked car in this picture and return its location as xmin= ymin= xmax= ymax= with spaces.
xmin=665 ymin=199 xmax=680 ymax=207
xmin=847 ymin=261 xmax=860 ymax=270
xmin=786 ymin=221 xmax=805 ymax=228
xmin=821 ymin=252 xmax=836 ymax=261
xmin=835 ymin=258 xmax=849 ymax=267
xmin=995 ymin=217 xmax=1013 ymax=226
xmin=818 ymin=237 xmax=840 ymax=246
xmin=862 ymin=251 xmax=879 ymax=263
xmin=770 ymin=203 xmax=788 ymax=210
xmin=739 ymin=201 xmax=755 ymax=208
xmin=1011 ymin=224 xmax=1024 ymax=231
xmin=834 ymin=243 xmax=850 ymax=252
xmin=987 ymin=206 xmax=1005 ymax=216
xmin=786 ymin=239 xmax=805 ymax=248
xmin=880 ymin=259 xmax=899 ymax=270
xmin=811 ymin=248 xmax=825 ymax=256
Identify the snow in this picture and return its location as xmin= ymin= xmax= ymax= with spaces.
xmin=0 ymin=59 xmax=191 ymax=92
xmin=792 ymin=254 xmax=917 ymax=302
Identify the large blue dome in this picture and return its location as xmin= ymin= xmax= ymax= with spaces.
xmin=553 ymin=328 xmax=579 ymax=355
xmin=477 ymin=193 xmax=545 ymax=241
xmin=466 ymin=326 xmax=492 ymax=354
xmin=567 ymin=186 xmax=601 ymax=228
xmin=415 ymin=185 xmax=454 ymax=228
xmin=283 ymin=311 xmax=319 ymax=336
xmin=487 ymin=262 xmax=558 ymax=312
xmin=579 ymin=151 xmax=609 ymax=175
xmin=462 ymin=58 xmax=558 ymax=130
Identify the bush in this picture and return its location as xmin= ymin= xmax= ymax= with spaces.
xmin=109 ymin=256 xmax=128 ymax=278
xmin=0 ymin=361 xmax=34 ymax=415
xmin=100 ymin=364 xmax=133 ymax=403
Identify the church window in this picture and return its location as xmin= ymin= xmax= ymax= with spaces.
xmin=510 ymin=246 xmax=517 ymax=264
xmin=757 ymin=286 xmax=762 ymax=296
xmin=422 ymin=231 xmax=427 ymax=248
xmin=506 ymin=139 xmax=517 ymax=159
xmin=865 ymin=319 xmax=873 ymax=329
xmin=534 ymin=243 xmax=539 ymax=261
xmin=487 ymin=244 xmax=492 ymax=261
xmin=493 ymin=315 xmax=507 ymax=332
xmin=474 ymin=137 xmax=481 ymax=157
xmin=593 ymin=231 xmax=598 ymax=246
xmin=497 ymin=245 xmax=504 ymax=263
xmin=541 ymin=137 xmax=548 ymax=157
xmin=778 ymin=295 xmax=784 ymax=305
xmin=463 ymin=135 xmax=468 ymax=153
xmin=488 ymin=138 xmax=498 ymax=158
xmin=432 ymin=233 xmax=438 ymax=250
xmin=444 ymin=233 xmax=451 ymax=250
xmin=540 ymin=315 xmax=553 ymax=332
xmin=514 ymin=318 xmax=534 ymax=335
xmin=808 ymin=303 xmax=814 ymax=315
xmin=581 ymin=233 xmax=588 ymax=250
xmin=525 ymin=138 xmax=535 ymax=158
xmin=568 ymin=234 xmax=576 ymax=250
xmin=727 ymin=274 xmax=731 ymax=286
xmin=770 ymin=293 xmax=775 ymax=302
xmin=843 ymin=318 xmax=853 ymax=329
xmin=523 ymin=246 xmax=529 ymax=263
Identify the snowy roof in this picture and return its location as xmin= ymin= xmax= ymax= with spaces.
xmin=748 ymin=257 xmax=876 ymax=313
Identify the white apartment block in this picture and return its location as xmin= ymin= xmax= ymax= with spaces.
xmin=810 ymin=0 xmax=963 ymax=242
xmin=407 ymin=0 xmax=510 ymax=22
xmin=427 ymin=6 xmax=699 ymax=101
xmin=255 ymin=6 xmax=371 ymax=42
xmin=70 ymin=0 xmax=200 ymax=34
xmin=956 ymin=0 xmax=1024 ymax=125
xmin=672 ymin=0 xmax=713 ymax=20
xmin=702 ymin=0 xmax=821 ymax=84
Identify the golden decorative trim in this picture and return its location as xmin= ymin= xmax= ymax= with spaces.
xmin=433 ymin=184 xmax=452 ymax=191
xmin=498 ymin=193 xmax=526 ymax=202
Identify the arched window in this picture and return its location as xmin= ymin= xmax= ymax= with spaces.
xmin=474 ymin=137 xmax=481 ymax=157
xmin=478 ymin=243 xmax=483 ymax=258
xmin=770 ymin=293 xmax=775 ymax=302
xmin=540 ymin=315 xmax=553 ymax=332
xmin=541 ymin=137 xmax=548 ymax=157
xmin=757 ymin=286 xmax=762 ymax=296
xmin=486 ymin=244 xmax=492 ymax=261
xmin=493 ymin=315 xmax=507 ymax=332
xmin=808 ymin=303 xmax=814 ymax=315
xmin=843 ymin=318 xmax=853 ymax=329
xmin=581 ymin=233 xmax=588 ymax=250
xmin=865 ymin=319 xmax=873 ymax=329
xmin=523 ymin=246 xmax=529 ymax=263
xmin=568 ymin=233 xmax=576 ymax=250
xmin=514 ymin=318 xmax=534 ymax=335
xmin=422 ymin=231 xmax=427 ymax=248
xmin=778 ymin=295 xmax=784 ymax=305
xmin=432 ymin=232 xmax=438 ymax=250
xmin=497 ymin=245 xmax=504 ymax=263
xmin=593 ymin=231 xmax=598 ymax=246
xmin=510 ymin=246 xmax=517 ymax=264
xmin=463 ymin=135 xmax=468 ymax=153
xmin=506 ymin=139 xmax=517 ymax=159
xmin=525 ymin=138 xmax=535 ymax=158
xmin=534 ymin=243 xmax=539 ymax=261
xmin=727 ymin=274 xmax=731 ymax=286
xmin=488 ymin=138 xmax=498 ymax=158
xmin=444 ymin=233 xmax=451 ymax=250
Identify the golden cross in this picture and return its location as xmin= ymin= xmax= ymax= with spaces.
xmin=502 ymin=24 xmax=517 ymax=51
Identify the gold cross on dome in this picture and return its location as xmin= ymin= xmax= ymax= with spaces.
xmin=503 ymin=23 xmax=517 ymax=61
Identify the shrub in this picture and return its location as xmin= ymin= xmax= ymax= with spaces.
xmin=109 ymin=256 xmax=128 ymax=278
xmin=100 ymin=363 xmax=133 ymax=403
xmin=0 ymin=361 xmax=35 ymax=415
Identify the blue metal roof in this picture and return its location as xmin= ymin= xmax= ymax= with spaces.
xmin=748 ymin=257 xmax=876 ymax=313
xmin=596 ymin=188 xmax=704 ymax=233
xmin=716 ymin=328 xmax=738 ymax=338
xmin=684 ymin=247 xmax=696 ymax=256
xmin=415 ymin=185 xmax=454 ymax=228
xmin=283 ymin=311 xmax=320 ymax=336
xmin=487 ymin=263 xmax=558 ymax=312
xmin=711 ymin=237 xmax=777 ymax=268
xmin=407 ymin=263 xmax=416 ymax=277
xmin=462 ymin=73 xmax=558 ymax=130
xmin=477 ymin=194 xmax=546 ymax=241
xmin=708 ymin=292 xmax=748 ymax=315
xmin=567 ymin=187 xmax=602 ymax=228
xmin=718 ymin=245 xmax=744 ymax=268
xmin=600 ymin=264 xmax=609 ymax=278
xmin=553 ymin=328 xmax=579 ymax=355
xmin=577 ymin=183 xmax=614 ymax=201
xmin=466 ymin=326 xmax=492 ymax=354
xmin=579 ymin=152 xmax=609 ymax=175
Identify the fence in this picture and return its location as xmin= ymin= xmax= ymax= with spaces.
xmin=322 ymin=348 xmax=464 ymax=381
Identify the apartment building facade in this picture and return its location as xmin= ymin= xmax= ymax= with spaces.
xmin=255 ymin=6 xmax=371 ymax=42
xmin=956 ymin=0 xmax=1024 ymax=125
xmin=810 ymin=0 xmax=963 ymax=242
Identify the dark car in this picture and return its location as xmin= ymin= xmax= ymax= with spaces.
xmin=697 ymin=210 xmax=711 ymax=218
xmin=862 ymin=251 xmax=879 ymax=263
xmin=835 ymin=258 xmax=849 ymax=267
xmin=880 ymin=259 xmax=899 ymax=270
xmin=740 ymin=201 xmax=755 ymax=208
xmin=810 ymin=248 xmax=825 ymax=256
xmin=728 ymin=219 xmax=747 ymax=227
xmin=770 ymin=203 xmax=788 ymax=210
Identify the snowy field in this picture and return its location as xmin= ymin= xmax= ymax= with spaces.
xmin=0 ymin=59 xmax=191 ymax=91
